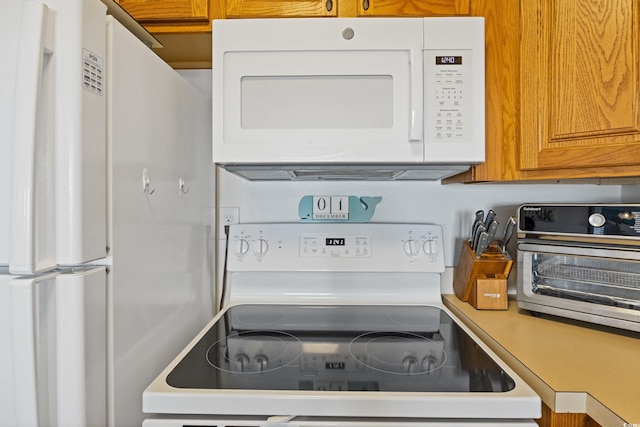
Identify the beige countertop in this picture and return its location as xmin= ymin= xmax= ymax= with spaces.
xmin=443 ymin=294 xmax=640 ymax=427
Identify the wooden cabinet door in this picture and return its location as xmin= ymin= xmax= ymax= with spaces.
xmin=115 ymin=0 xmax=211 ymax=23
xmin=224 ymin=0 xmax=337 ymax=18
xmin=520 ymin=0 xmax=640 ymax=171
xmin=356 ymin=0 xmax=471 ymax=16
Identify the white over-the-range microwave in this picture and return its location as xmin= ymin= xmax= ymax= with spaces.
xmin=212 ymin=17 xmax=485 ymax=181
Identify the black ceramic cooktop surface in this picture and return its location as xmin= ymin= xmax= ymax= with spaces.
xmin=166 ymin=304 xmax=515 ymax=393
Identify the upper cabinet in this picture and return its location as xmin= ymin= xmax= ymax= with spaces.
xmin=115 ymin=0 xmax=213 ymax=25
xmin=519 ymin=0 xmax=640 ymax=178
xmin=356 ymin=0 xmax=470 ymax=16
xmin=225 ymin=0 xmax=336 ymax=18
xmin=451 ymin=0 xmax=640 ymax=183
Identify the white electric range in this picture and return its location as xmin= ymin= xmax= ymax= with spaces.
xmin=143 ymin=223 xmax=540 ymax=426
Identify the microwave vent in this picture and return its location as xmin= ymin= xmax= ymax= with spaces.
xmin=221 ymin=164 xmax=471 ymax=181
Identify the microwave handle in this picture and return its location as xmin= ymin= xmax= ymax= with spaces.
xmin=409 ymin=47 xmax=423 ymax=141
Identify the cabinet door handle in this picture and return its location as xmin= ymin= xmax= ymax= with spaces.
xmin=326 ymin=0 xmax=333 ymax=12
xmin=362 ymin=0 xmax=370 ymax=11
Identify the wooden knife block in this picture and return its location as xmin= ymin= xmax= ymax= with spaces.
xmin=453 ymin=241 xmax=512 ymax=308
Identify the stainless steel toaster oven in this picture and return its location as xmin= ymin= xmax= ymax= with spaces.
xmin=516 ymin=204 xmax=640 ymax=332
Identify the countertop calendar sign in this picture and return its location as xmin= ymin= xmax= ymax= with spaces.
xmin=313 ymin=196 xmax=349 ymax=220
xmin=298 ymin=195 xmax=382 ymax=222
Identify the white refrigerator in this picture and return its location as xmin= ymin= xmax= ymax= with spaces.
xmin=0 ymin=0 xmax=215 ymax=426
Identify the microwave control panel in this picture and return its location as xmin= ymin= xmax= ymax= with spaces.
xmin=424 ymin=50 xmax=472 ymax=144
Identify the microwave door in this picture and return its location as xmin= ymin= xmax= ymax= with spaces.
xmin=213 ymin=18 xmax=425 ymax=164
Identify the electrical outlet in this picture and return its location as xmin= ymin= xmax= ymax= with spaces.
xmin=219 ymin=207 xmax=239 ymax=231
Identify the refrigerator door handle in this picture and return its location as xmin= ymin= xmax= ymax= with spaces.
xmin=10 ymin=1 xmax=56 ymax=275
xmin=10 ymin=271 xmax=59 ymax=427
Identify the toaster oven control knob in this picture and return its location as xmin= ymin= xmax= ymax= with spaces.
xmin=423 ymin=239 xmax=439 ymax=256
xmin=254 ymin=239 xmax=269 ymax=255
xmin=589 ymin=213 xmax=606 ymax=228
xmin=403 ymin=239 xmax=419 ymax=256
xmin=234 ymin=239 xmax=249 ymax=255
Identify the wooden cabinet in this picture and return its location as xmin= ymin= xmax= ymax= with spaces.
xmin=225 ymin=0 xmax=336 ymax=18
xmin=450 ymin=0 xmax=640 ymax=183
xmin=519 ymin=0 xmax=640 ymax=178
xmin=356 ymin=0 xmax=471 ymax=17
xmin=115 ymin=0 xmax=211 ymax=24
xmin=222 ymin=0 xmax=471 ymax=18
xmin=537 ymin=402 xmax=603 ymax=427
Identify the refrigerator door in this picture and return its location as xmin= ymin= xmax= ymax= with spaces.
xmin=9 ymin=266 xmax=107 ymax=427
xmin=8 ymin=0 xmax=107 ymax=274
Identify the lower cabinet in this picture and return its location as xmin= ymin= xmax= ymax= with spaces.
xmin=537 ymin=402 xmax=603 ymax=427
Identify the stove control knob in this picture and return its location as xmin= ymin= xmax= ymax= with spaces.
xmin=403 ymin=239 xmax=419 ymax=256
xmin=402 ymin=355 xmax=418 ymax=373
xmin=234 ymin=239 xmax=249 ymax=255
xmin=254 ymin=239 xmax=269 ymax=255
xmin=234 ymin=353 xmax=250 ymax=371
xmin=423 ymin=239 xmax=439 ymax=256
xmin=254 ymin=354 xmax=269 ymax=371
xmin=422 ymin=354 xmax=438 ymax=372
xmin=589 ymin=213 xmax=606 ymax=228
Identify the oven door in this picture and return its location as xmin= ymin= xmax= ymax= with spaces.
xmin=517 ymin=242 xmax=640 ymax=332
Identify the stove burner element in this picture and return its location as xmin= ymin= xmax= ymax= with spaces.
xmin=206 ymin=330 xmax=302 ymax=374
xmin=349 ymin=331 xmax=446 ymax=375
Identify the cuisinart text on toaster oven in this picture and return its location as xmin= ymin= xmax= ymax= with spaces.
xmin=211 ymin=17 xmax=485 ymax=181
xmin=516 ymin=204 xmax=640 ymax=332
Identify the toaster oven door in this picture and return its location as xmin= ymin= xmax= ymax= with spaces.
xmin=517 ymin=243 xmax=640 ymax=332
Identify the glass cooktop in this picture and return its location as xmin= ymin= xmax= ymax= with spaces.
xmin=166 ymin=304 xmax=515 ymax=393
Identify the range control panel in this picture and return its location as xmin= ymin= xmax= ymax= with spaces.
xmin=227 ymin=223 xmax=445 ymax=273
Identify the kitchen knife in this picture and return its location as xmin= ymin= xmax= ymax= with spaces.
xmin=501 ymin=216 xmax=516 ymax=252
xmin=475 ymin=231 xmax=490 ymax=259
xmin=472 ymin=223 xmax=486 ymax=252
xmin=485 ymin=209 xmax=496 ymax=226
xmin=486 ymin=219 xmax=499 ymax=242
xmin=470 ymin=210 xmax=484 ymax=242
